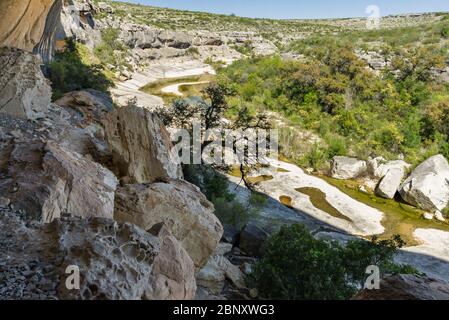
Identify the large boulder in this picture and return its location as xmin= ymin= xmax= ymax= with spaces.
xmin=0 ymin=0 xmax=56 ymax=52
xmin=114 ymin=179 xmax=223 ymax=269
xmin=239 ymin=223 xmax=270 ymax=257
xmin=0 ymin=47 xmax=51 ymax=120
xmin=0 ymin=138 xmax=117 ymax=223
xmin=197 ymin=256 xmax=246 ymax=295
xmin=55 ymin=89 xmax=114 ymax=125
xmin=50 ymin=90 xmax=113 ymax=165
xmin=371 ymin=160 xmax=410 ymax=199
xmin=376 ymin=168 xmax=407 ymax=199
xmin=353 ymin=274 xmax=449 ymax=300
xmin=196 ymin=257 xmax=226 ymax=294
xmin=399 ymin=155 xmax=449 ymax=212
xmin=330 ymin=156 xmax=367 ymax=180
xmin=103 ymin=104 xmax=183 ymax=184
xmin=0 ymin=210 xmax=195 ymax=300
xmin=197 ymin=243 xmax=245 ymax=295
xmin=368 ymin=157 xmax=410 ymax=179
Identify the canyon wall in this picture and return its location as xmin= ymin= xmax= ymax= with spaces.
xmin=0 ymin=0 xmax=59 ymax=62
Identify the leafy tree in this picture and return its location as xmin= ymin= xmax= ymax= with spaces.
xmin=217 ymin=34 xmax=448 ymax=169
xmin=249 ymin=224 xmax=418 ymax=300
xmin=48 ymin=39 xmax=113 ymax=100
xmin=441 ymin=24 xmax=449 ymax=38
xmin=425 ymin=99 xmax=449 ymax=138
xmin=159 ymin=83 xmax=271 ymax=189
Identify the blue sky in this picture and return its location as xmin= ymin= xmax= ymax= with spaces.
xmin=121 ymin=0 xmax=449 ymax=19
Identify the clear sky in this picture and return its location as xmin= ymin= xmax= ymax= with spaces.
xmin=120 ymin=0 xmax=449 ymax=19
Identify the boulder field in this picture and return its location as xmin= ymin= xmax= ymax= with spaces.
xmin=330 ymin=155 xmax=449 ymax=214
xmin=1 ymin=0 xmax=449 ymax=300
xmin=0 ymin=46 xmax=222 ymax=299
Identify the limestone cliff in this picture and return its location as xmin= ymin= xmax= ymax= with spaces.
xmin=0 ymin=0 xmax=101 ymax=63
xmin=0 ymin=0 xmax=59 ymax=62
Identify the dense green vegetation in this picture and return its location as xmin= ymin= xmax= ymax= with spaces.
xmin=94 ymin=27 xmax=130 ymax=72
xmin=217 ymin=28 xmax=449 ymax=168
xmin=249 ymin=224 xmax=418 ymax=300
xmin=48 ymin=40 xmax=114 ymax=100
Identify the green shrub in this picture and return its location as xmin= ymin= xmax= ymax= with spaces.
xmin=441 ymin=25 xmax=449 ymax=38
xmin=183 ymin=164 xmax=260 ymax=230
xmin=94 ymin=28 xmax=127 ymax=69
xmin=325 ymin=135 xmax=347 ymax=158
xmin=186 ymin=47 xmax=200 ymax=56
xmin=48 ymin=40 xmax=113 ymax=100
xmin=183 ymin=165 xmax=235 ymax=202
xmin=249 ymin=224 xmax=418 ymax=300
xmin=249 ymin=192 xmax=268 ymax=208
xmin=301 ymin=143 xmax=328 ymax=170
xmin=442 ymin=206 xmax=449 ymax=218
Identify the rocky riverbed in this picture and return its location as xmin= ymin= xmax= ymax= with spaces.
xmin=107 ymin=52 xmax=449 ymax=283
xmin=2 ymin=0 xmax=449 ymax=300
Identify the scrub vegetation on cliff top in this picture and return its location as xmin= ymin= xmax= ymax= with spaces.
xmin=217 ymin=21 xmax=449 ymax=169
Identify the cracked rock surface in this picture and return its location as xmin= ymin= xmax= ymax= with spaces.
xmin=0 ymin=209 xmax=196 ymax=300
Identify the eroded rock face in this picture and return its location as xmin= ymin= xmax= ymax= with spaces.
xmin=353 ymin=274 xmax=449 ymax=300
xmin=0 ymin=0 xmax=56 ymax=52
xmin=0 ymin=138 xmax=117 ymax=223
xmin=120 ymin=25 xmax=193 ymax=50
xmin=114 ymin=179 xmax=223 ymax=269
xmin=399 ymin=155 xmax=449 ymax=212
xmin=0 ymin=0 xmax=65 ymax=63
xmin=55 ymin=89 xmax=114 ymax=125
xmin=330 ymin=156 xmax=367 ymax=180
xmin=59 ymin=0 xmax=102 ymax=49
xmin=0 ymin=47 xmax=51 ymax=120
xmin=0 ymin=210 xmax=195 ymax=300
xmin=103 ymin=104 xmax=182 ymax=184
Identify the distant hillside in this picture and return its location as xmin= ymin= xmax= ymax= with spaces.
xmin=94 ymin=0 xmax=446 ymax=43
